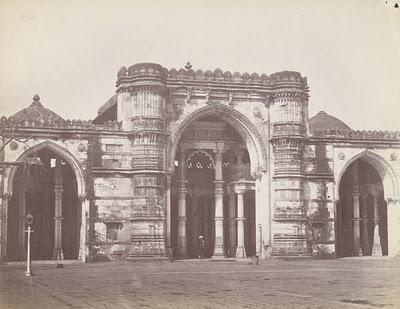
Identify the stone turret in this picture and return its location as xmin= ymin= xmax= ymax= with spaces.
xmin=269 ymin=72 xmax=310 ymax=257
xmin=116 ymin=63 xmax=168 ymax=260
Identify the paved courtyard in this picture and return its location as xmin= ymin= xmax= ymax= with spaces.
xmin=1 ymin=257 xmax=400 ymax=308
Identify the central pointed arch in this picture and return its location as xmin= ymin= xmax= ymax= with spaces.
xmin=167 ymin=103 xmax=268 ymax=177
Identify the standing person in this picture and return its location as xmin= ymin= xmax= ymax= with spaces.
xmin=198 ymin=235 xmax=205 ymax=259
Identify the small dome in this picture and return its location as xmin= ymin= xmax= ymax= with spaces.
xmin=9 ymin=95 xmax=65 ymax=124
xmin=309 ymin=111 xmax=351 ymax=132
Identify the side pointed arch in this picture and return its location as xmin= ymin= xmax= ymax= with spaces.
xmin=336 ymin=149 xmax=399 ymax=200
xmin=6 ymin=140 xmax=86 ymax=198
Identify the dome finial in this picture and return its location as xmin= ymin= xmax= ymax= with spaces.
xmin=31 ymin=94 xmax=43 ymax=107
xmin=185 ymin=61 xmax=192 ymax=70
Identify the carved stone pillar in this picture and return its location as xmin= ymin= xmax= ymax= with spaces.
xmin=236 ymin=149 xmax=244 ymax=165
xmin=1 ymin=193 xmax=11 ymax=261
xmin=352 ymin=162 xmax=362 ymax=256
xmin=191 ymin=194 xmax=199 ymax=256
xmin=212 ymin=143 xmax=225 ymax=258
xmin=165 ymin=174 xmax=172 ymax=250
xmin=236 ymin=189 xmax=246 ymax=258
xmin=360 ymin=195 xmax=369 ymax=255
xmin=78 ymin=196 xmax=89 ymax=263
xmin=203 ymin=197 xmax=210 ymax=254
xmin=177 ymin=148 xmax=188 ymax=257
xmin=53 ymin=158 xmax=64 ymax=260
xmin=228 ymin=192 xmax=236 ymax=257
xmin=17 ymin=183 xmax=26 ymax=260
xmin=371 ymin=195 xmax=382 ymax=256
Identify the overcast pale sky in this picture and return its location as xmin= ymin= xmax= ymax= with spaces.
xmin=0 ymin=0 xmax=399 ymax=130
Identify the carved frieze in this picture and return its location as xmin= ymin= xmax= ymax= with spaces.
xmin=131 ymin=145 xmax=164 ymax=170
xmin=273 ymin=123 xmax=306 ymax=137
xmin=130 ymin=133 xmax=165 ymax=145
xmin=271 ymin=137 xmax=305 ymax=152
xmin=131 ymin=118 xmax=164 ymax=131
xmin=132 ymin=175 xmax=164 ymax=187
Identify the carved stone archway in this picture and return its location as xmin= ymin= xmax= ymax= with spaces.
xmin=166 ymin=103 xmax=270 ymax=258
xmin=1 ymin=140 xmax=87 ymax=262
xmin=167 ymin=103 xmax=268 ymax=177
xmin=335 ymin=149 xmax=400 ymax=257
xmin=5 ymin=140 xmax=86 ymax=198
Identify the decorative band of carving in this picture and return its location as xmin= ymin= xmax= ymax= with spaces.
xmin=131 ymin=118 xmax=165 ymax=131
xmin=311 ymin=129 xmax=400 ymax=140
xmin=273 ymin=123 xmax=306 ymax=136
xmin=271 ymin=92 xmax=308 ymax=100
xmin=271 ymin=137 xmax=305 ymax=152
xmin=119 ymin=84 xmax=167 ymax=94
xmin=0 ymin=117 xmax=120 ymax=130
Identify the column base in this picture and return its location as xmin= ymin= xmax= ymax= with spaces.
xmin=236 ymin=246 xmax=246 ymax=259
xmin=53 ymin=248 xmax=64 ymax=261
xmin=354 ymin=245 xmax=363 ymax=257
xmin=18 ymin=249 xmax=27 ymax=262
xmin=371 ymin=225 xmax=382 ymax=256
xmin=210 ymin=254 xmax=226 ymax=260
xmin=211 ymin=244 xmax=225 ymax=258
xmin=177 ymin=247 xmax=188 ymax=259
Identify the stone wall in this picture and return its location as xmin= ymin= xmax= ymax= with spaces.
xmin=2 ymin=62 xmax=400 ymax=262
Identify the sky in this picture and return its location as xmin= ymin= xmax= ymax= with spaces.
xmin=0 ymin=0 xmax=399 ymax=130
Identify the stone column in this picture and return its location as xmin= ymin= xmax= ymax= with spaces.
xmin=236 ymin=149 xmax=244 ymax=165
xmin=1 ymin=193 xmax=11 ymax=261
xmin=17 ymin=183 xmax=27 ymax=260
xmin=165 ymin=174 xmax=172 ymax=250
xmin=360 ymin=195 xmax=369 ymax=256
xmin=255 ymin=172 xmax=270 ymax=259
xmin=177 ymin=148 xmax=188 ymax=257
xmin=78 ymin=196 xmax=89 ymax=262
xmin=228 ymin=192 xmax=236 ymax=257
xmin=212 ymin=143 xmax=225 ymax=258
xmin=203 ymin=196 xmax=210 ymax=254
xmin=191 ymin=194 xmax=199 ymax=256
xmin=371 ymin=194 xmax=382 ymax=256
xmin=53 ymin=158 xmax=64 ymax=260
xmin=352 ymin=161 xmax=362 ymax=256
xmin=236 ymin=189 xmax=246 ymax=258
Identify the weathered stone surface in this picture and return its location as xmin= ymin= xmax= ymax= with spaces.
xmin=0 ymin=63 xmax=399 ymax=263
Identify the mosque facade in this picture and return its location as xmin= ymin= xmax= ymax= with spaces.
xmin=0 ymin=62 xmax=399 ymax=262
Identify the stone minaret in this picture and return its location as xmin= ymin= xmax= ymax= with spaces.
xmin=269 ymin=72 xmax=310 ymax=256
xmin=116 ymin=63 xmax=168 ymax=259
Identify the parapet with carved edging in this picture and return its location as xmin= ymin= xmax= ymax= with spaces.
xmin=311 ymin=129 xmax=400 ymax=140
xmin=116 ymin=62 xmax=308 ymax=88
xmin=0 ymin=116 xmax=121 ymax=131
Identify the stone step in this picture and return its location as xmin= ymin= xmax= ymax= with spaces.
xmin=126 ymin=255 xmax=170 ymax=263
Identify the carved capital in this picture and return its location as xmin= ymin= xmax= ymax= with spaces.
xmin=387 ymin=198 xmax=400 ymax=207
xmin=215 ymin=142 xmax=225 ymax=155
xmin=78 ymin=194 xmax=86 ymax=203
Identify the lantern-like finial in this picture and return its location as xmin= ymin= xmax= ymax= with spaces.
xmin=185 ymin=61 xmax=192 ymax=70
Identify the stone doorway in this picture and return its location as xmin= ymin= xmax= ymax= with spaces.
xmin=7 ymin=148 xmax=81 ymax=261
xmin=336 ymin=159 xmax=388 ymax=257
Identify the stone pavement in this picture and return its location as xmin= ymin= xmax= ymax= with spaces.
xmin=1 ymin=257 xmax=400 ymax=309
